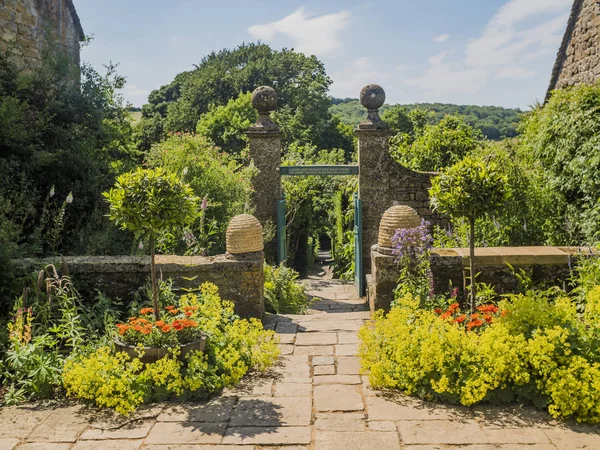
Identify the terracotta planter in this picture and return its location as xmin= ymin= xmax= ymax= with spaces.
xmin=114 ymin=333 xmax=207 ymax=365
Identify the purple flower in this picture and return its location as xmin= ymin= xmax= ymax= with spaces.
xmin=392 ymin=219 xmax=432 ymax=261
xmin=201 ymin=195 xmax=208 ymax=211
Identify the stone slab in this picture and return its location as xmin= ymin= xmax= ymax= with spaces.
xmin=315 ymin=431 xmax=401 ymax=450
xmin=144 ymin=422 xmax=226 ymax=445
xmin=313 ymin=375 xmax=361 ymax=385
xmin=26 ymin=406 xmax=90 ymax=443
xmin=483 ymin=427 xmax=551 ymax=444
xmin=274 ymin=382 xmax=312 ymax=397
xmin=0 ymin=438 xmax=19 ymax=450
xmin=314 ymin=365 xmax=335 ymax=375
xmin=72 ymin=440 xmax=143 ymax=450
xmin=293 ymin=345 xmax=334 ymax=356
xmin=366 ymin=396 xmax=456 ymax=421
xmin=222 ymin=426 xmax=312 ymax=445
xmin=397 ymin=420 xmax=489 ymax=445
xmin=337 ymin=331 xmax=360 ymax=344
xmin=279 ymin=344 xmax=295 ymax=355
xmin=0 ymin=406 xmax=53 ymax=439
xmin=314 ymin=385 xmax=364 ymax=412
xmin=314 ymin=413 xmax=367 ymax=430
xmin=313 ymin=356 xmax=335 ymax=366
xmin=223 ymin=378 xmax=273 ymax=397
xmin=230 ymin=397 xmax=312 ymax=426
xmin=337 ymin=356 xmax=361 ymax=374
xmin=336 ymin=343 xmax=358 ymax=356
xmin=79 ymin=420 xmax=153 ymax=440
xmin=157 ymin=398 xmax=236 ymax=422
xmin=544 ymin=427 xmax=600 ymax=450
xmin=295 ymin=332 xmax=337 ymax=346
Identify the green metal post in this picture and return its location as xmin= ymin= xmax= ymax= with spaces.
xmin=277 ymin=193 xmax=287 ymax=265
xmin=354 ymin=193 xmax=364 ymax=297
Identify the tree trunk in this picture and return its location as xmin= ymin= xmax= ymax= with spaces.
xmin=150 ymin=236 xmax=160 ymax=321
xmin=469 ymin=217 xmax=476 ymax=314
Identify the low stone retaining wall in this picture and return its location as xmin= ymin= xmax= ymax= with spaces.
xmin=15 ymin=253 xmax=265 ymax=318
xmin=368 ymin=246 xmax=593 ymax=312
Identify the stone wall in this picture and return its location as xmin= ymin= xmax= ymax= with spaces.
xmin=368 ymin=246 xmax=590 ymax=312
xmin=15 ymin=254 xmax=265 ymax=319
xmin=355 ymin=87 xmax=449 ymax=273
xmin=548 ymin=0 xmax=600 ymax=96
xmin=0 ymin=0 xmax=84 ymax=69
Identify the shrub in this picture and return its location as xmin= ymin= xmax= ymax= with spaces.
xmin=145 ymin=134 xmax=254 ymax=255
xmin=264 ymin=264 xmax=312 ymax=314
xmin=359 ymin=291 xmax=600 ymax=423
xmin=430 ymin=156 xmax=511 ymax=312
xmin=63 ymin=283 xmax=280 ymax=414
xmin=103 ymin=167 xmax=198 ymax=320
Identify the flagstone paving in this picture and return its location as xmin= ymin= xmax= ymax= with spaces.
xmin=1 ymin=279 xmax=600 ymax=449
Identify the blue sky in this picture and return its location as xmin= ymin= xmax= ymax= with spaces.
xmin=75 ymin=0 xmax=573 ymax=109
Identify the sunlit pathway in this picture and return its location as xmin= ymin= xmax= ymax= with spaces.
xmin=1 ymin=279 xmax=599 ymax=449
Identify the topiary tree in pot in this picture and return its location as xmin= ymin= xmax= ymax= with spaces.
xmin=103 ymin=167 xmax=198 ymax=320
xmin=429 ymin=155 xmax=510 ymax=313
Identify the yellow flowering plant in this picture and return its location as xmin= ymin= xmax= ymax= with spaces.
xmin=359 ymin=289 xmax=600 ymax=423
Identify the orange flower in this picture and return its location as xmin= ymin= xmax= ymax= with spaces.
xmin=140 ymin=307 xmax=154 ymax=315
xmin=155 ymin=320 xmax=165 ymax=328
xmin=501 ymin=309 xmax=508 ymax=317
xmin=165 ymin=305 xmax=175 ymax=311
xmin=440 ymin=311 xmax=452 ymax=320
xmin=161 ymin=324 xmax=171 ymax=333
xmin=172 ymin=320 xmax=183 ymax=331
xmin=454 ymin=314 xmax=466 ymax=324
xmin=467 ymin=319 xmax=484 ymax=331
xmin=185 ymin=311 xmax=193 ymax=317
xmin=137 ymin=318 xmax=149 ymax=324
xmin=434 ymin=308 xmax=442 ymax=315
xmin=448 ymin=303 xmax=459 ymax=312
xmin=169 ymin=308 xmax=179 ymax=315
xmin=483 ymin=314 xmax=493 ymax=324
xmin=470 ymin=313 xmax=480 ymax=320
xmin=116 ymin=324 xmax=129 ymax=335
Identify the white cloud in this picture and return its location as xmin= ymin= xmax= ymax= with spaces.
xmin=330 ymin=57 xmax=406 ymax=100
xmin=248 ymin=8 xmax=351 ymax=57
xmin=407 ymin=0 xmax=571 ymax=99
xmin=433 ymin=34 xmax=450 ymax=43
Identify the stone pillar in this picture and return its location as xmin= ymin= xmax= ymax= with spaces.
xmin=246 ymin=86 xmax=281 ymax=262
xmin=355 ymin=84 xmax=394 ymax=273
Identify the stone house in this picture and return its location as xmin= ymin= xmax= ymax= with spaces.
xmin=546 ymin=0 xmax=600 ymax=100
xmin=0 ymin=0 xmax=84 ymax=69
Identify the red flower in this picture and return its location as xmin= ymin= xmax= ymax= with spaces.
xmin=467 ymin=319 xmax=484 ymax=331
xmin=185 ymin=311 xmax=193 ymax=317
xmin=434 ymin=308 xmax=442 ymax=315
xmin=483 ymin=314 xmax=493 ymax=324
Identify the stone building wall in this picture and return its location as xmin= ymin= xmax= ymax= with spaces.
xmin=15 ymin=254 xmax=265 ymax=319
xmin=547 ymin=0 xmax=600 ymax=98
xmin=0 ymin=0 xmax=84 ymax=69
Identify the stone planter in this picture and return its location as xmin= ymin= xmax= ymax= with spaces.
xmin=114 ymin=333 xmax=207 ymax=365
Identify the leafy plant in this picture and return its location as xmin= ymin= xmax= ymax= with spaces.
xmin=359 ymin=290 xmax=600 ymax=423
xmin=430 ymin=156 xmax=511 ymax=312
xmin=264 ymin=264 xmax=312 ymax=314
xmin=63 ymin=283 xmax=280 ymax=414
xmin=103 ymin=167 xmax=198 ymax=320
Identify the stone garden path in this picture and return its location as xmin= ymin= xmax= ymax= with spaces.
xmin=1 ymin=279 xmax=600 ymax=449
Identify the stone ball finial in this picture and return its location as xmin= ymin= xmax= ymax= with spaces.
xmin=360 ymin=84 xmax=385 ymax=111
xmin=251 ymin=86 xmax=277 ymax=113
xmin=377 ymin=205 xmax=421 ymax=250
xmin=226 ymin=214 xmax=264 ymax=255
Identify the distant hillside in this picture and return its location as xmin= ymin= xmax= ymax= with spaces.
xmin=330 ymin=98 xmax=523 ymax=140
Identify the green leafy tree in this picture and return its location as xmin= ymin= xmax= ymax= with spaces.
xmin=139 ymin=43 xmax=334 ymax=150
xmin=398 ymin=114 xmax=484 ymax=171
xmin=103 ymin=168 xmax=198 ymax=319
xmin=429 ymin=156 xmax=511 ymax=312
xmin=381 ymin=105 xmax=413 ymax=135
xmin=145 ymin=134 xmax=255 ymax=255
xmin=521 ymin=83 xmax=600 ymax=242
xmin=196 ymin=93 xmax=256 ymax=155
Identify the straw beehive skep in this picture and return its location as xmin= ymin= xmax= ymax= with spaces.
xmin=226 ymin=214 xmax=264 ymax=254
xmin=377 ymin=205 xmax=421 ymax=249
